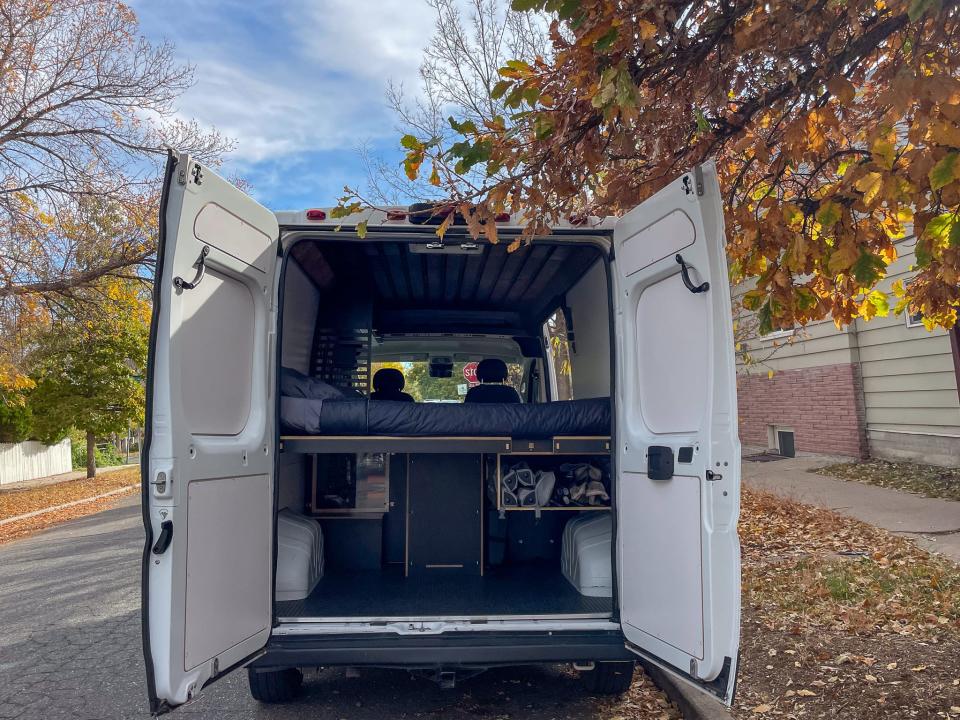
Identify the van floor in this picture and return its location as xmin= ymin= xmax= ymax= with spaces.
xmin=275 ymin=564 xmax=612 ymax=620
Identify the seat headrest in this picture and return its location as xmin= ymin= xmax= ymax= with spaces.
xmin=373 ymin=368 xmax=405 ymax=392
xmin=477 ymin=358 xmax=509 ymax=383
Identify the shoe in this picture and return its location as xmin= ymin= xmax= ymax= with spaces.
xmin=535 ymin=471 xmax=556 ymax=508
xmin=585 ymin=480 xmax=609 ymax=504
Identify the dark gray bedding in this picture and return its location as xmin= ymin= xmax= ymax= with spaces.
xmin=280 ymin=396 xmax=611 ymax=438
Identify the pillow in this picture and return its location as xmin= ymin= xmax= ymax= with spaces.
xmin=279 ymin=367 xmax=345 ymax=400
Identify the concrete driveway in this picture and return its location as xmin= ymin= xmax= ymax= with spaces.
xmin=0 ymin=497 xmax=648 ymax=720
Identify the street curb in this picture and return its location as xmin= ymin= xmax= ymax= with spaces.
xmin=641 ymin=661 xmax=732 ymax=720
xmin=0 ymin=485 xmax=140 ymax=526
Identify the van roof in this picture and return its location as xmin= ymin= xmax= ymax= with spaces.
xmin=274 ymin=207 xmax=617 ymax=234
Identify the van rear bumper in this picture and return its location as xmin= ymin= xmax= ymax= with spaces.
xmin=252 ymin=630 xmax=633 ymax=670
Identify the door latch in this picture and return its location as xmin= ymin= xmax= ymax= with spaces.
xmin=706 ymin=470 xmax=723 ymax=481
xmin=174 ymin=245 xmax=210 ymax=291
xmin=151 ymin=471 xmax=168 ymax=494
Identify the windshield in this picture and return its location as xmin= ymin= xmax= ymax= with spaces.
xmin=371 ymin=361 xmax=524 ymax=402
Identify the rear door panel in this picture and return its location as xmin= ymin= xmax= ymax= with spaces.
xmin=613 ymin=161 xmax=741 ymax=703
xmin=142 ymin=153 xmax=279 ymax=713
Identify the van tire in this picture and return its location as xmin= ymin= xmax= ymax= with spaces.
xmin=247 ymin=667 xmax=303 ymax=703
xmin=579 ymin=661 xmax=635 ymax=695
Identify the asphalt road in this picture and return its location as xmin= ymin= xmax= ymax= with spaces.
xmin=0 ymin=497 xmax=647 ymax=720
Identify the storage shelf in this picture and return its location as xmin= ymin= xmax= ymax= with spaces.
xmin=501 ymin=505 xmax=610 ymax=512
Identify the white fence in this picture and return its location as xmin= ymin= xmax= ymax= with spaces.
xmin=0 ymin=439 xmax=72 ymax=485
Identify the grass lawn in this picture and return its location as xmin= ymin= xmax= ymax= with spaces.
xmin=734 ymin=487 xmax=960 ymax=719
xmin=0 ymin=466 xmax=140 ymax=544
xmin=814 ymin=459 xmax=960 ymax=502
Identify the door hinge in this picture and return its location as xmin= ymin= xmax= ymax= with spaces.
xmin=694 ymin=165 xmax=705 ymax=196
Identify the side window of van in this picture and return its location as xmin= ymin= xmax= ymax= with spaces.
xmin=542 ymin=309 xmax=573 ymax=401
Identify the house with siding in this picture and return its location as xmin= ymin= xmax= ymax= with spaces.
xmin=737 ymin=237 xmax=960 ymax=467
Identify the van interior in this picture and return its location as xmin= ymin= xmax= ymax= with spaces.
xmin=273 ymin=236 xmax=614 ymax=622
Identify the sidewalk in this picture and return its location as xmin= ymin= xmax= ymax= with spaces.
xmin=743 ymin=455 xmax=960 ymax=563
xmin=1 ymin=459 xmax=139 ymax=492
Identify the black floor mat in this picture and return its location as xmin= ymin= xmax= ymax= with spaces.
xmin=276 ymin=565 xmax=611 ymax=619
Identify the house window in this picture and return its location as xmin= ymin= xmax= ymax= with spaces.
xmin=905 ymin=310 xmax=924 ymax=328
xmin=764 ymin=327 xmax=796 ymax=340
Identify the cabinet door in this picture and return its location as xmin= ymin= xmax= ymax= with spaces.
xmin=407 ymin=454 xmax=483 ymax=576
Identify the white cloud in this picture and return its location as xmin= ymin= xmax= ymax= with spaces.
xmin=134 ymin=0 xmax=435 ymax=164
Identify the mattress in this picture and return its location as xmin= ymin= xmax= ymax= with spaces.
xmin=280 ymin=396 xmax=611 ymax=438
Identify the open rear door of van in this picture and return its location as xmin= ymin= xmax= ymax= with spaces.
xmin=142 ymin=153 xmax=279 ymax=714
xmin=613 ymin=160 xmax=741 ymax=704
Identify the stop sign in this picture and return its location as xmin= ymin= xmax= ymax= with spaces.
xmin=463 ymin=361 xmax=479 ymax=386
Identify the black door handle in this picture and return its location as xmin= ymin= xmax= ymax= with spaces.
xmin=152 ymin=520 xmax=173 ymax=555
xmin=676 ymin=254 xmax=710 ymax=293
xmin=174 ymin=246 xmax=210 ymax=291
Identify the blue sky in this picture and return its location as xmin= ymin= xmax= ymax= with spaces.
xmin=131 ymin=0 xmax=436 ymax=210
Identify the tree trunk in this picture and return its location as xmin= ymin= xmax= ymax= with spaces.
xmin=86 ymin=429 xmax=96 ymax=479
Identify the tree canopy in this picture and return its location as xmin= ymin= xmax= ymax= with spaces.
xmin=383 ymin=0 xmax=960 ymax=333
xmin=27 ymin=280 xmax=148 ymax=475
xmin=0 ymin=0 xmax=229 ymax=398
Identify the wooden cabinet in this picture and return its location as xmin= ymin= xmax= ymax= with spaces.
xmin=406 ymin=454 xmax=483 ymax=576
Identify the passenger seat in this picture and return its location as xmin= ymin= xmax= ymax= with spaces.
xmin=464 ymin=359 xmax=521 ymax=404
xmin=370 ymin=368 xmax=415 ymax=402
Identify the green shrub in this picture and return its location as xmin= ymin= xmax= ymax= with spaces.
xmin=0 ymin=393 xmax=32 ymax=443
xmin=72 ymin=440 xmax=126 ymax=470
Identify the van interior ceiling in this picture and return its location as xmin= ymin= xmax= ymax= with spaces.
xmin=274 ymin=236 xmax=614 ymax=622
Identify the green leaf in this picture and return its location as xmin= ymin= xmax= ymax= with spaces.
xmin=505 ymin=86 xmax=526 ymax=109
xmin=908 ymin=0 xmax=941 ymax=21
xmin=400 ymin=134 xmax=421 ymax=151
xmin=850 ymin=250 xmax=886 ymax=286
xmin=928 ymin=152 xmax=959 ymax=191
xmin=504 ymin=59 xmax=533 ymax=73
xmin=867 ymin=290 xmax=890 ymax=316
xmin=914 ymin=235 xmax=932 ymax=267
xmin=491 ymin=80 xmax=512 ymax=100
xmin=450 ymin=140 xmax=493 ymax=174
xmin=950 ymin=219 xmax=960 ymax=247
xmin=510 ymin=0 xmax=541 ymax=10
xmin=330 ymin=202 xmax=361 ymax=219
xmin=757 ymin=302 xmax=774 ymax=335
xmin=694 ymin=108 xmax=710 ymax=133
xmin=533 ymin=114 xmax=555 ymax=140
xmin=595 ymin=27 xmax=618 ymax=52
xmin=355 ymin=220 xmax=368 ymax=239
xmin=796 ymin=287 xmax=818 ymax=311
xmin=559 ymin=0 xmax=582 ymax=20
xmin=925 ymin=212 xmax=957 ymax=242
xmin=816 ymin=201 xmax=842 ymax=229
xmin=448 ymin=117 xmax=478 ymax=134
xmin=522 ymin=86 xmax=541 ymax=105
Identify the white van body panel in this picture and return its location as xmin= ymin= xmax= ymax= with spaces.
xmin=613 ymin=161 xmax=741 ymax=704
xmin=144 ymin=155 xmax=279 ymax=711
xmin=143 ymin=158 xmax=740 ymax=710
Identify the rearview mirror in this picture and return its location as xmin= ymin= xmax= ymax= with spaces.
xmin=428 ymin=358 xmax=453 ymax=378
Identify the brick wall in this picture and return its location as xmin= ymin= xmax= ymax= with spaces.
xmin=737 ymin=363 xmax=868 ymax=458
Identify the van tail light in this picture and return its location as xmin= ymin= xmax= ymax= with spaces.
xmin=568 ymin=214 xmax=587 ymax=226
xmin=306 ymin=209 xmax=327 ymax=221
xmin=386 ymin=210 xmax=406 ymax=221
xmin=494 ymin=212 xmax=511 ymax=222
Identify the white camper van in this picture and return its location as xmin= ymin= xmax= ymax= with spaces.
xmin=141 ymin=152 xmax=741 ymax=714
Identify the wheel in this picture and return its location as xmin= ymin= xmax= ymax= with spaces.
xmin=579 ymin=661 xmax=635 ymax=695
xmin=247 ymin=667 xmax=303 ymax=703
